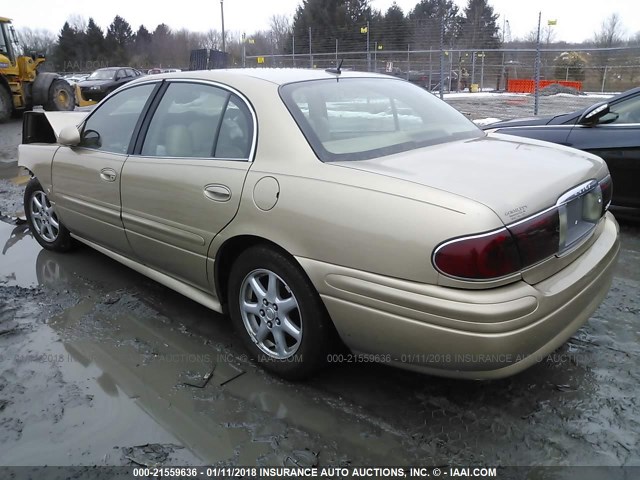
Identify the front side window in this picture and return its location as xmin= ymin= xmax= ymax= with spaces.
xmin=80 ymin=83 xmax=156 ymax=153
xmin=141 ymin=82 xmax=253 ymax=159
xmin=280 ymin=78 xmax=482 ymax=161
xmin=601 ymin=94 xmax=640 ymax=124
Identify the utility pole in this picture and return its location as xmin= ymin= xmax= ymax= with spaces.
xmin=439 ymin=8 xmax=445 ymax=99
xmin=220 ymin=0 xmax=225 ymax=53
xmin=500 ymin=16 xmax=506 ymax=90
xmin=292 ymin=35 xmax=296 ymax=67
xmin=309 ymin=27 xmax=313 ymax=68
xmin=374 ymin=41 xmax=377 ymax=72
xmin=534 ymin=11 xmax=541 ymax=115
xmin=242 ymin=32 xmax=246 ymax=67
xmin=366 ymin=21 xmax=370 ymax=72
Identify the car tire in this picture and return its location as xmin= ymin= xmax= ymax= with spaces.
xmin=228 ymin=245 xmax=333 ymax=380
xmin=24 ymin=178 xmax=74 ymax=252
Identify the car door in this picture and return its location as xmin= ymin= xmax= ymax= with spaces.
xmin=120 ymin=80 xmax=255 ymax=290
xmin=566 ymin=94 xmax=640 ymax=207
xmin=51 ymin=81 xmax=160 ymax=255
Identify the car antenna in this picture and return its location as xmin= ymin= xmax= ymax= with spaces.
xmin=325 ymin=58 xmax=344 ymax=80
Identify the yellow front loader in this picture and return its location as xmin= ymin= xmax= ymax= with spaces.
xmin=0 ymin=16 xmax=75 ymax=123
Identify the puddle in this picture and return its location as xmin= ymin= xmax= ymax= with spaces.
xmin=0 ymin=195 xmax=638 ymax=467
xmin=0 ymin=221 xmax=40 ymax=287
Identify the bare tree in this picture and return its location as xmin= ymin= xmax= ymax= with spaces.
xmin=593 ymin=13 xmax=625 ymax=47
xmin=201 ymin=29 xmax=222 ymax=50
xmin=593 ymin=13 xmax=625 ymax=86
xmin=523 ymin=25 xmax=556 ymax=46
xmin=17 ymin=28 xmax=57 ymax=56
xmin=269 ymin=14 xmax=291 ymax=55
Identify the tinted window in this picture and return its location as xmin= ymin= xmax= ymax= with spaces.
xmin=602 ymin=94 xmax=640 ymax=124
xmin=215 ymin=96 xmax=254 ymax=158
xmin=280 ymin=78 xmax=481 ymax=161
xmin=141 ymin=82 xmax=253 ymax=159
xmin=80 ymin=83 xmax=156 ymax=154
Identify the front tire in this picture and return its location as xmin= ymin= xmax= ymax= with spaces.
xmin=44 ymin=79 xmax=76 ymax=111
xmin=0 ymin=86 xmax=12 ymax=123
xmin=24 ymin=178 xmax=74 ymax=252
xmin=228 ymin=245 xmax=333 ymax=380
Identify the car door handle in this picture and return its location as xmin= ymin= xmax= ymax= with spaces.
xmin=203 ymin=184 xmax=231 ymax=202
xmin=99 ymin=168 xmax=117 ymax=182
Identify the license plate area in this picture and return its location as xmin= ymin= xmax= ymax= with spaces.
xmin=558 ymin=180 xmax=603 ymax=253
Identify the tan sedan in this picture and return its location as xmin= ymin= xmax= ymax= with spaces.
xmin=19 ymin=69 xmax=620 ymax=379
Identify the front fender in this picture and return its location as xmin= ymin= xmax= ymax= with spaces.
xmin=18 ymin=143 xmax=59 ymax=195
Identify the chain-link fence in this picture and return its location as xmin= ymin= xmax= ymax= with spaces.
xmin=237 ymin=7 xmax=640 ymax=118
xmin=245 ymin=46 xmax=640 ymax=90
xmin=243 ymin=45 xmax=639 ymax=118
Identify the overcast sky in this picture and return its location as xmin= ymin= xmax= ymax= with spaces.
xmin=4 ymin=0 xmax=639 ymax=43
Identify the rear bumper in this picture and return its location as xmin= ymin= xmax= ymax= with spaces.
xmin=299 ymin=213 xmax=620 ymax=379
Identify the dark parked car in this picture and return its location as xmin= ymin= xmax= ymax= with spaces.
xmin=483 ymin=86 xmax=640 ymax=208
xmin=78 ymin=67 xmax=143 ymax=102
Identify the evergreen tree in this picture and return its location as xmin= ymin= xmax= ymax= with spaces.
xmin=133 ymin=25 xmax=152 ymax=66
xmin=379 ymin=2 xmax=408 ymax=51
xmin=459 ymin=0 xmax=501 ymax=49
xmin=106 ymin=15 xmax=133 ymax=65
xmin=55 ymin=22 xmax=80 ymax=71
xmin=291 ymin=0 xmax=375 ymax=55
xmin=409 ymin=0 xmax=461 ymax=50
xmin=85 ymin=18 xmax=105 ymax=63
xmin=151 ymin=23 xmax=172 ymax=66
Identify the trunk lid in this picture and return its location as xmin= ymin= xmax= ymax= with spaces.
xmin=333 ymin=133 xmax=607 ymax=224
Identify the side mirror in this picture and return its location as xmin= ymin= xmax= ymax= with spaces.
xmin=58 ymin=125 xmax=81 ymax=146
xmin=578 ymin=102 xmax=610 ymax=126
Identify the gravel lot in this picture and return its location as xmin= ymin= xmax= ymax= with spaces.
xmin=0 ymin=93 xmax=638 ymax=471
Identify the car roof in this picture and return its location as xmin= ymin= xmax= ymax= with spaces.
xmin=136 ymin=68 xmax=395 ymax=86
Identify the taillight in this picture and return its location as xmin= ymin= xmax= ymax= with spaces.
xmin=599 ymin=175 xmax=612 ymax=214
xmin=434 ymin=178 xmax=610 ymax=281
xmin=434 ymin=209 xmax=560 ymax=281
xmin=508 ymin=208 xmax=559 ymax=267
xmin=433 ymin=229 xmax=521 ymax=280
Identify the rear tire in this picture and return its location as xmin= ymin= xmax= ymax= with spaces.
xmin=24 ymin=178 xmax=74 ymax=252
xmin=0 ymin=86 xmax=12 ymax=123
xmin=44 ymin=79 xmax=75 ymax=111
xmin=228 ymin=245 xmax=333 ymax=380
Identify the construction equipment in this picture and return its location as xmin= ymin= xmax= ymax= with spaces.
xmin=0 ymin=16 xmax=75 ymax=123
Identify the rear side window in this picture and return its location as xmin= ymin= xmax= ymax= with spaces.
xmin=280 ymin=78 xmax=481 ymax=161
xmin=141 ymin=82 xmax=253 ymax=159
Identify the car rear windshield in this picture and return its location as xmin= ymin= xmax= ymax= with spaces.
xmin=280 ymin=77 xmax=482 ymax=161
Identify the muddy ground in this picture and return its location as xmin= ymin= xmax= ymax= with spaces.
xmin=0 ymin=94 xmax=639 ymax=470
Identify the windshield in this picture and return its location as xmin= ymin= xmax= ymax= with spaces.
xmin=280 ymin=77 xmax=482 ymax=162
xmin=0 ymin=22 xmax=11 ymax=57
xmin=89 ymin=69 xmax=117 ymax=80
